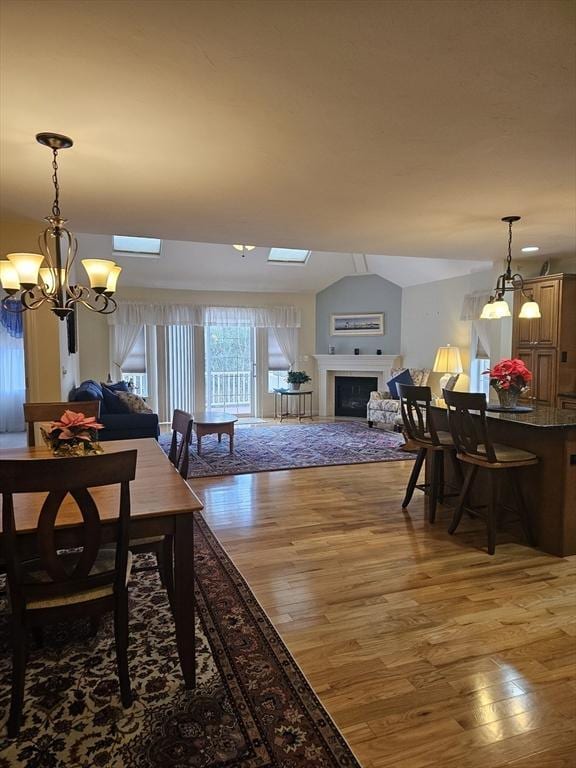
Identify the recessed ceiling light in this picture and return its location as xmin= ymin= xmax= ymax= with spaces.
xmin=521 ymin=246 xmax=540 ymax=253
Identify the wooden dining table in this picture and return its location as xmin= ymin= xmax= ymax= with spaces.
xmin=0 ymin=437 xmax=203 ymax=688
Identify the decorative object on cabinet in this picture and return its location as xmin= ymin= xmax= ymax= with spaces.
xmin=512 ymin=274 xmax=576 ymax=407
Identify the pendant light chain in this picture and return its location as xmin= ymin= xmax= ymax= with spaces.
xmin=51 ymin=148 xmax=61 ymax=218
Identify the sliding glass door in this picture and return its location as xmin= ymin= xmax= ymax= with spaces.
xmin=204 ymin=326 xmax=255 ymax=417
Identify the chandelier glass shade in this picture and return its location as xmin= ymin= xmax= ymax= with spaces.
xmin=0 ymin=133 xmax=121 ymax=319
xmin=480 ymin=216 xmax=541 ymax=321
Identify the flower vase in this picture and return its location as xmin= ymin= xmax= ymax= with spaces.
xmin=494 ymin=387 xmax=520 ymax=410
xmin=291 ymin=383 xmax=301 ymax=391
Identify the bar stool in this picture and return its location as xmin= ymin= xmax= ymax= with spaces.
xmin=444 ymin=389 xmax=538 ymax=555
xmin=397 ymin=384 xmax=463 ymax=523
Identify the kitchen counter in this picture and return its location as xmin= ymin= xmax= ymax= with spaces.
xmin=429 ymin=404 xmax=576 ymax=556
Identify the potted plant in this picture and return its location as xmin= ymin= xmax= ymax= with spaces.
xmin=483 ymin=358 xmax=532 ymax=409
xmin=41 ymin=410 xmax=104 ymax=456
xmin=286 ymin=370 xmax=311 ymax=391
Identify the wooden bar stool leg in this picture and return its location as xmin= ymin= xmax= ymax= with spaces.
xmin=449 ymin=464 xmax=477 ymax=535
xmin=428 ymin=451 xmax=442 ymax=524
xmin=510 ymin=469 xmax=536 ymax=546
xmin=438 ymin=451 xmax=445 ymax=504
xmin=402 ymin=447 xmax=426 ymax=509
xmin=487 ymin=471 xmax=499 ymax=555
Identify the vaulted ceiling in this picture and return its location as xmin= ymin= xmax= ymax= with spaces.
xmin=1 ymin=0 xmax=574 ymax=268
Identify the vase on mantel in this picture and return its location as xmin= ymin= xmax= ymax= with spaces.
xmin=493 ymin=386 xmax=521 ymax=410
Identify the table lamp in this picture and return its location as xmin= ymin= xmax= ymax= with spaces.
xmin=433 ymin=344 xmax=463 ymax=392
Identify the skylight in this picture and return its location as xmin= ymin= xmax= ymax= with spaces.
xmin=268 ymin=248 xmax=310 ymax=264
xmin=113 ymin=236 xmax=162 ymax=255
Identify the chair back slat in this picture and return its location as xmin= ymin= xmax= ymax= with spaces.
xmin=169 ymin=409 xmax=193 ymax=478
xmin=23 ymin=401 xmax=101 ymax=447
xmin=443 ymin=390 xmax=497 ymax=462
xmin=0 ymin=450 xmax=137 ymax=609
xmin=397 ymin=384 xmax=440 ymax=446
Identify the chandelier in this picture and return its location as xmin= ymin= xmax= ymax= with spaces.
xmin=480 ymin=216 xmax=541 ymax=320
xmin=0 ymin=133 xmax=121 ymax=319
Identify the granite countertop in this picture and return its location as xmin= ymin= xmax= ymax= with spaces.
xmin=431 ymin=403 xmax=576 ymax=429
xmin=558 ymin=392 xmax=576 ymax=398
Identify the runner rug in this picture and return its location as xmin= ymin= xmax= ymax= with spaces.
xmin=160 ymin=420 xmax=409 ymax=478
xmin=0 ymin=514 xmax=361 ymax=767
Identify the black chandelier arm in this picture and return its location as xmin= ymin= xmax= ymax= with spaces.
xmin=66 ymin=291 xmax=118 ymax=315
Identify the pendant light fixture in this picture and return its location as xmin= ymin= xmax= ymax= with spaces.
xmin=232 ymin=244 xmax=256 ymax=257
xmin=0 ymin=133 xmax=121 ymax=319
xmin=480 ymin=216 xmax=541 ymax=320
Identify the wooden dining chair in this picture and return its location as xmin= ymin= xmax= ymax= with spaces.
xmin=0 ymin=450 xmax=137 ymax=737
xmin=398 ymin=383 xmax=462 ymax=522
xmin=23 ymin=401 xmax=101 ymax=447
xmin=128 ymin=410 xmax=192 ymax=607
xmin=168 ymin=409 xmax=194 ymax=478
xmin=444 ymin=389 xmax=538 ymax=554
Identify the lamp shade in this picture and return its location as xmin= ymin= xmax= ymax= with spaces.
xmin=0 ymin=260 xmax=21 ymax=293
xmin=433 ymin=345 xmax=463 ymax=374
xmin=480 ymin=301 xmax=497 ymax=319
xmin=39 ymin=267 xmax=66 ymax=294
xmin=7 ymin=252 xmax=44 ymax=288
xmin=491 ymin=299 xmax=511 ymax=318
xmin=81 ymin=259 xmax=116 ymax=291
xmin=105 ymin=264 xmax=122 ymax=294
xmin=518 ymin=300 xmax=541 ymax=319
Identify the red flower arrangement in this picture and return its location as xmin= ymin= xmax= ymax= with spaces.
xmin=41 ymin=410 xmax=104 ymax=456
xmin=484 ymin=358 xmax=532 ymax=393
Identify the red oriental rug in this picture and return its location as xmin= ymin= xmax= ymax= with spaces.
xmin=0 ymin=514 xmax=362 ymax=767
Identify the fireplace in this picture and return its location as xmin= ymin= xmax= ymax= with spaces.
xmin=335 ymin=376 xmax=378 ymax=417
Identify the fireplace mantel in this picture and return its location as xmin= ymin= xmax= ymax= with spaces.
xmin=313 ymin=354 xmax=401 ymax=417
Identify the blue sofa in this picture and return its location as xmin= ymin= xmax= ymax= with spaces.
xmin=69 ymin=380 xmax=160 ymax=442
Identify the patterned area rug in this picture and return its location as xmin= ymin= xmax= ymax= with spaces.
xmin=0 ymin=514 xmax=361 ymax=767
xmin=160 ymin=421 xmax=408 ymax=478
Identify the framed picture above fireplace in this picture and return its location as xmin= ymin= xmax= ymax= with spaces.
xmin=330 ymin=313 xmax=384 ymax=336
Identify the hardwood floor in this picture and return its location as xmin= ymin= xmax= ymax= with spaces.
xmin=191 ymin=459 xmax=576 ymax=768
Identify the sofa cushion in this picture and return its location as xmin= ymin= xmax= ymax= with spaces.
xmin=101 ymin=385 xmax=131 ymax=414
xmin=386 ymin=369 xmax=413 ymax=399
xmin=99 ymin=413 xmax=159 ymax=441
xmin=117 ymin=392 xmax=153 ymax=414
xmin=101 ymin=380 xmax=129 ymax=393
xmin=71 ymin=379 xmax=103 ymax=403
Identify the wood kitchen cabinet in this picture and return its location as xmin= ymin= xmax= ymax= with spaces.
xmin=513 ymin=274 xmax=576 ymax=406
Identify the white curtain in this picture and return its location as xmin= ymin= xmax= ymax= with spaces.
xmin=272 ymin=327 xmax=298 ymax=370
xmin=110 ymin=324 xmax=144 ymax=380
xmin=109 ymin=302 xmax=301 ymax=328
xmin=0 ymin=323 xmax=26 ymax=432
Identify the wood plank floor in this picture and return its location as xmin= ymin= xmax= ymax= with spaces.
xmin=190 ymin=459 xmax=576 ymax=768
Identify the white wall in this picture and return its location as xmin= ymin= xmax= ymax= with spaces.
xmin=77 ymin=286 xmax=317 ymax=418
xmin=401 ymin=265 xmax=514 ymax=395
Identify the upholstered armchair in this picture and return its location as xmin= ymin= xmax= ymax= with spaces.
xmin=367 ymin=368 xmax=431 ymax=428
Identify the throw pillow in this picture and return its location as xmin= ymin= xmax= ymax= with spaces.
xmin=386 ymin=368 xmax=413 ymax=399
xmin=71 ymin=379 xmax=103 ymax=402
xmin=117 ymin=391 xmax=153 ymax=414
xmin=102 ymin=385 xmax=131 ymax=414
xmin=101 ymin=380 xmax=129 ymax=393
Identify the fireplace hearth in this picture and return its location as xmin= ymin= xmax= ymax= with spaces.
xmin=335 ymin=376 xmax=378 ymax=417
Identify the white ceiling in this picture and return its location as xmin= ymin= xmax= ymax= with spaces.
xmin=76 ymin=234 xmax=492 ymax=292
xmin=1 ymin=0 xmax=575 ymax=264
